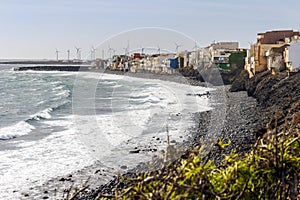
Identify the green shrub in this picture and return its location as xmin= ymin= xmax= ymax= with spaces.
xmin=96 ymin=128 xmax=300 ymax=200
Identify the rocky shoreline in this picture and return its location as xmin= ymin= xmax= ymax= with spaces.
xmin=68 ymin=82 xmax=262 ymax=199
xmin=19 ymin=70 xmax=210 ymax=199
xmin=74 ymin=85 xmax=261 ymax=199
xmin=22 ymin=69 xmax=300 ymax=199
xmin=71 ymin=70 xmax=300 ymax=199
xmin=19 ymin=69 xmax=256 ymax=199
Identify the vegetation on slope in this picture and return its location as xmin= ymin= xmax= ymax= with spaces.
xmin=94 ymin=122 xmax=299 ymax=199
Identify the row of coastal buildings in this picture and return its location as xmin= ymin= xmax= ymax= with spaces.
xmin=96 ymin=42 xmax=245 ymax=74
xmin=245 ymin=30 xmax=300 ymax=77
xmin=94 ymin=29 xmax=300 ymax=78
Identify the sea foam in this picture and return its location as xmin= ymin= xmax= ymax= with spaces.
xmin=0 ymin=121 xmax=35 ymax=140
xmin=29 ymin=108 xmax=53 ymax=121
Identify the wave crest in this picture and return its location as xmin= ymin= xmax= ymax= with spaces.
xmin=0 ymin=121 xmax=35 ymax=140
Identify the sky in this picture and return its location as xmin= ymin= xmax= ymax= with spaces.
xmin=0 ymin=0 xmax=299 ymax=59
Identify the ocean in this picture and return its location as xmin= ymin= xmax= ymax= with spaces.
xmin=0 ymin=65 xmax=212 ymax=199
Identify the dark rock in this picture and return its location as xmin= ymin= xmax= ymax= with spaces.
xmin=245 ymin=70 xmax=271 ymax=96
xmin=120 ymin=165 xmax=127 ymax=169
xmin=59 ymin=178 xmax=66 ymax=182
xmin=230 ymin=70 xmax=249 ymax=92
xmin=129 ymin=149 xmax=140 ymax=153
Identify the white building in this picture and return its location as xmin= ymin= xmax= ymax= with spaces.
xmin=288 ymin=41 xmax=300 ymax=70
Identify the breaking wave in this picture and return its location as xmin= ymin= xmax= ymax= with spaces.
xmin=0 ymin=121 xmax=35 ymax=140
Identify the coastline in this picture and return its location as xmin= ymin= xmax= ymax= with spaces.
xmin=70 ymin=84 xmax=261 ymax=199
xmin=102 ymin=70 xmax=207 ymax=87
xmin=17 ymin=70 xmax=210 ymax=199
xmin=14 ymin=68 xmax=300 ymax=199
xmin=79 ymin=70 xmax=300 ymax=199
xmin=23 ymin=69 xmax=261 ymax=199
xmin=110 ymin=70 xmax=300 ymax=199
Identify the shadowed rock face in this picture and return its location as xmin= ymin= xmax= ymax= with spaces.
xmin=231 ymin=70 xmax=300 ymax=133
xmin=178 ymin=66 xmax=245 ymax=86
xmin=231 ymin=70 xmax=300 ymax=109
xmin=252 ymin=72 xmax=299 ymax=107
xmin=247 ymin=71 xmax=300 ymax=112
xmin=229 ymin=70 xmax=249 ymax=92
xmin=253 ymin=72 xmax=300 ymax=129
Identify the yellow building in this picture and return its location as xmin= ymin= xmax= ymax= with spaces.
xmin=246 ymin=30 xmax=300 ymax=77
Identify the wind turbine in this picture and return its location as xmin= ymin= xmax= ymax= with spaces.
xmin=157 ymin=45 xmax=161 ymax=54
xmin=174 ymin=42 xmax=182 ymax=54
xmin=55 ymin=49 xmax=59 ymax=61
xmin=140 ymin=46 xmax=145 ymax=54
xmin=90 ymin=46 xmax=96 ymax=60
xmin=108 ymin=45 xmax=115 ymax=59
xmin=191 ymin=41 xmax=200 ymax=65
xmin=75 ymin=46 xmax=81 ymax=60
xmin=126 ymin=40 xmax=130 ymax=56
xmin=108 ymin=46 xmax=112 ymax=58
xmin=67 ymin=49 xmax=70 ymax=61
xmin=123 ymin=47 xmax=128 ymax=56
xmin=192 ymin=41 xmax=199 ymax=51
xmin=122 ymin=40 xmax=130 ymax=56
